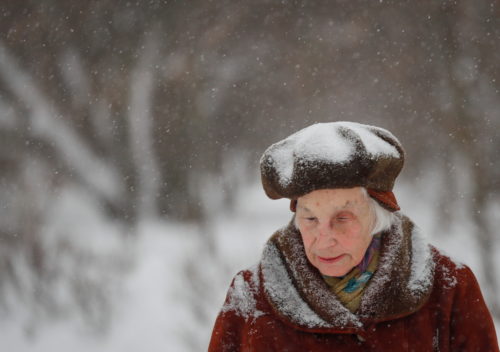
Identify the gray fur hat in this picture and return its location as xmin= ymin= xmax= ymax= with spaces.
xmin=260 ymin=121 xmax=405 ymax=207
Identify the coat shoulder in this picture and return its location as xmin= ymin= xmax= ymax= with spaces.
xmin=430 ymin=246 xmax=473 ymax=290
xmin=430 ymin=247 xmax=499 ymax=351
xmin=220 ymin=265 xmax=264 ymax=321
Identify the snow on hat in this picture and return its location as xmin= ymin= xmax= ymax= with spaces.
xmin=260 ymin=121 xmax=404 ymax=211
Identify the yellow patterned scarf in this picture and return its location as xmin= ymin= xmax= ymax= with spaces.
xmin=322 ymin=234 xmax=381 ymax=313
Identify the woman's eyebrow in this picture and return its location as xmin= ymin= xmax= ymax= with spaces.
xmin=331 ymin=200 xmax=352 ymax=211
xmin=340 ymin=200 xmax=353 ymax=209
xmin=297 ymin=205 xmax=311 ymax=212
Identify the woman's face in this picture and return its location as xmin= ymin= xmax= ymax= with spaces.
xmin=295 ymin=187 xmax=375 ymax=277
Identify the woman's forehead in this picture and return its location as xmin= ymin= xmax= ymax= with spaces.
xmin=298 ymin=188 xmax=366 ymax=205
xmin=297 ymin=189 xmax=368 ymax=213
xmin=297 ymin=200 xmax=357 ymax=211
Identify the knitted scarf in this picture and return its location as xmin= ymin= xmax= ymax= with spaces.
xmin=323 ymin=233 xmax=382 ymax=313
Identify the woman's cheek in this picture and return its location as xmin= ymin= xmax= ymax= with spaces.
xmin=302 ymin=232 xmax=316 ymax=251
xmin=344 ymin=222 xmax=363 ymax=238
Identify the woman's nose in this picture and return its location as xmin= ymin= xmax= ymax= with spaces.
xmin=317 ymin=222 xmax=337 ymax=242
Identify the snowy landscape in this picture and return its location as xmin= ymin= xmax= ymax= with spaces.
xmin=0 ymin=1 xmax=499 ymax=351
xmin=1 ymin=174 xmax=498 ymax=351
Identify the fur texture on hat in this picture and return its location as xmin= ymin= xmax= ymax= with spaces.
xmin=260 ymin=122 xmax=405 ymax=201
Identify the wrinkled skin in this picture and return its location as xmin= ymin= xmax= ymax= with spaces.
xmin=295 ymin=187 xmax=375 ymax=277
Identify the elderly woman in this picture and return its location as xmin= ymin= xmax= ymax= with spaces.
xmin=208 ymin=122 xmax=498 ymax=351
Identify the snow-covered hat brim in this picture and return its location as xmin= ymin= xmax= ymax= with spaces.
xmin=260 ymin=121 xmax=405 ymax=208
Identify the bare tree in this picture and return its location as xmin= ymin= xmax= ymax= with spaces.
xmin=0 ymin=0 xmax=498 ymax=346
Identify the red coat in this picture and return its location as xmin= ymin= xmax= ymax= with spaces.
xmin=209 ymin=215 xmax=498 ymax=351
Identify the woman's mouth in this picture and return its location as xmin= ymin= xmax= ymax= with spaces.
xmin=317 ymin=254 xmax=345 ymax=263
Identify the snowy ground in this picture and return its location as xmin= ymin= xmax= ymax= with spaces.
xmin=0 ymin=180 xmax=497 ymax=351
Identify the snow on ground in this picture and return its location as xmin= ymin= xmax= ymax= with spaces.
xmin=0 ymin=183 xmax=290 ymax=352
xmin=0 ymin=180 xmax=497 ymax=351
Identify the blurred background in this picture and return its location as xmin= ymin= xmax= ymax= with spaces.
xmin=0 ymin=0 xmax=499 ymax=350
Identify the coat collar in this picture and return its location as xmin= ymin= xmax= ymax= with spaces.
xmin=260 ymin=213 xmax=435 ymax=331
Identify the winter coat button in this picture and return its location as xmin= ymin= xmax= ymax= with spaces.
xmin=356 ymin=334 xmax=366 ymax=342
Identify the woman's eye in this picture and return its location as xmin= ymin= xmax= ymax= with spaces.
xmin=336 ymin=214 xmax=352 ymax=222
xmin=305 ymin=217 xmax=317 ymax=222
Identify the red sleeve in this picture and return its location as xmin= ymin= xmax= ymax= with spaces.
xmin=208 ymin=271 xmax=255 ymax=352
xmin=208 ymin=308 xmax=245 ymax=352
xmin=450 ymin=266 xmax=499 ymax=351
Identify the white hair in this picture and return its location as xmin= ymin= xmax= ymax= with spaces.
xmin=293 ymin=188 xmax=396 ymax=236
xmin=360 ymin=188 xmax=396 ymax=235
